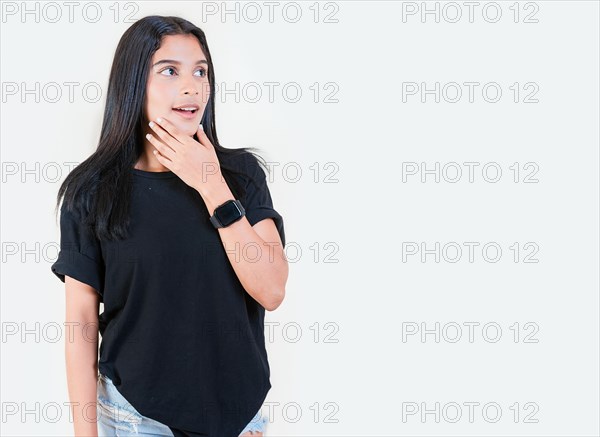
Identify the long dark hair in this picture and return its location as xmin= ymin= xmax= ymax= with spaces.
xmin=54 ymin=15 xmax=267 ymax=241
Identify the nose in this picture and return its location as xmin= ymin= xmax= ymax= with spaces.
xmin=182 ymin=77 xmax=199 ymax=95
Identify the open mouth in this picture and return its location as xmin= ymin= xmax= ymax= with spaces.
xmin=172 ymin=108 xmax=198 ymax=114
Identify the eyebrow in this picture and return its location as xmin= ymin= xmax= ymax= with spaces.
xmin=153 ymin=59 xmax=208 ymax=68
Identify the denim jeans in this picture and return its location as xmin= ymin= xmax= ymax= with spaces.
xmin=96 ymin=373 xmax=269 ymax=436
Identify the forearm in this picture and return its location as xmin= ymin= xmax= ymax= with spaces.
xmin=202 ymin=184 xmax=288 ymax=310
xmin=65 ymin=323 xmax=99 ymax=437
xmin=218 ymin=215 xmax=287 ymax=309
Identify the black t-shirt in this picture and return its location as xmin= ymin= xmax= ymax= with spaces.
xmin=51 ymin=152 xmax=285 ymax=437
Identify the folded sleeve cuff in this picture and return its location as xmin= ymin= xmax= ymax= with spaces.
xmin=245 ymin=207 xmax=286 ymax=248
xmin=51 ymin=250 xmax=105 ymax=299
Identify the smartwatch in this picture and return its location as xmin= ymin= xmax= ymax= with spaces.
xmin=209 ymin=199 xmax=246 ymax=229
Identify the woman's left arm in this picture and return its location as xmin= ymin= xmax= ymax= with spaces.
xmin=202 ymin=185 xmax=289 ymax=311
xmin=146 ymin=117 xmax=288 ymax=311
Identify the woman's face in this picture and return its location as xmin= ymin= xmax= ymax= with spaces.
xmin=144 ymin=34 xmax=210 ymax=138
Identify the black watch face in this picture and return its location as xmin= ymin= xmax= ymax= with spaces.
xmin=215 ymin=200 xmax=242 ymax=225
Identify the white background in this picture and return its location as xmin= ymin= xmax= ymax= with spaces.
xmin=1 ymin=1 xmax=599 ymax=436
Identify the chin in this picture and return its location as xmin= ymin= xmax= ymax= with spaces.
xmin=171 ymin=121 xmax=196 ymax=134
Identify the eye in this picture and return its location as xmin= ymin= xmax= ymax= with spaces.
xmin=195 ymin=68 xmax=207 ymax=78
xmin=159 ymin=67 xmax=176 ymax=76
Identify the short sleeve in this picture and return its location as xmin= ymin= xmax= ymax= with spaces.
xmin=51 ymin=203 xmax=105 ymax=299
xmin=242 ymin=154 xmax=286 ymax=248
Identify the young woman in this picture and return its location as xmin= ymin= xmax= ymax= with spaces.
xmin=51 ymin=15 xmax=288 ymax=437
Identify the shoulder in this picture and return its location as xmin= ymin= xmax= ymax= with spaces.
xmin=60 ymin=188 xmax=93 ymax=225
xmin=222 ymin=150 xmax=265 ymax=186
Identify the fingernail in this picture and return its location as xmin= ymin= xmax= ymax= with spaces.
xmin=199 ymin=123 xmax=203 ymax=130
